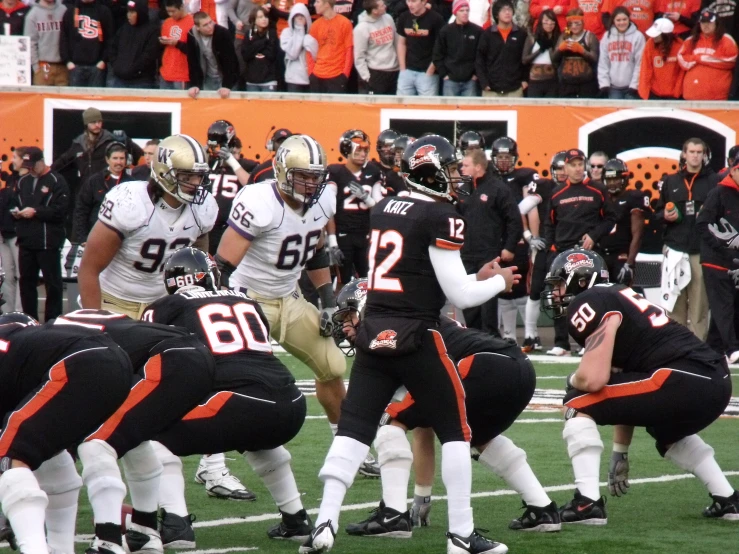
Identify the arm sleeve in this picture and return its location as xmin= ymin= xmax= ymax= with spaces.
xmin=630 ymin=34 xmax=645 ymax=90
xmin=432 ymin=27 xmax=447 ymax=78
xmin=353 ymin=25 xmax=371 ymax=81
xmin=186 ymin=33 xmax=204 ymax=88
xmin=638 ymin=40 xmax=652 ymax=99
xmin=475 ymin=33 xmax=489 ymax=90
xmin=497 ymin=186 xmax=524 ymax=252
xmin=428 ymin=246 xmax=506 ymax=309
xmin=343 ymin=25 xmax=353 ymax=77
xmin=697 ymin=35 xmax=738 ymax=69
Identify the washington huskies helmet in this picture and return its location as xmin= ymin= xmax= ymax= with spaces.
xmin=603 ymin=158 xmax=630 ymax=194
xmin=492 ymin=136 xmax=519 ymax=175
xmin=393 ymin=135 xmax=415 ymax=169
xmin=0 ymin=312 xmax=39 ymax=326
xmin=401 ymin=135 xmax=469 ymax=202
xmin=164 ymin=247 xmax=220 ymax=295
xmin=458 ymin=130 xmax=485 ymax=154
xmin=550 ymin=150 xmax=567 ymax=183
xmin=331 ymin=278 xmax=369 ymax=356
xmin=207 ymin=120 xmax=237 ymax=150
xmin=542 ymin=248 xmax=609 ymax=318
xmin=151 ymin=134 xmax=210 ymax=204
xmin=273 ymin=134 xmax=328 ymax=208
xmin=339 ymin=129 xmax=371 ymax=158
xmin=377 ymin=129 xmax=400 ymax=166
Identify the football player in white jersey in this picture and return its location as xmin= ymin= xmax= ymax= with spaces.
xmin=78 ymin=134 xmax=218 ymax=320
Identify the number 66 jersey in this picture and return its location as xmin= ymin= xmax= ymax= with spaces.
xmin=227 ymin=180 xmax=336 ymax=298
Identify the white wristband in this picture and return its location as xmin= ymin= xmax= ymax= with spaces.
xmin=523 ymin=229 xmax=533 ymax=241
xmin=225 ymin=155 xmax=241 ymax=172
xmin=327 ymin=234 xmax=338 ymax=249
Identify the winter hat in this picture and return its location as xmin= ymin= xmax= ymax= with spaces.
xmin=82 ymin=108 xmax=103 ymax=126
xmin=452 ymin=0 xmax=469 ymax=15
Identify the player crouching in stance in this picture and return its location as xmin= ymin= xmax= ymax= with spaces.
xmin=543 ymin=248 xmax=738 ymax=525
xmin=334 ymin=280 xmax=560 ymax=536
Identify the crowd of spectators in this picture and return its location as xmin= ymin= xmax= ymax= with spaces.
xmin=3 ymin=0 xmax=739 ymax=99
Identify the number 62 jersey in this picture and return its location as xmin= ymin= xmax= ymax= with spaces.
xmin=226 ymin=180 xmax=336 ymax=299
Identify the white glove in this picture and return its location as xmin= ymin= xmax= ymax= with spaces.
xmin=729 ymin=258 xmax=739 ymax=289
xmin=348 ymin=181 xmax=375 ymax=207
xmin=319 ymin=307 xmax=337 ymax=337
xmin=327 ymin=234 xmax=344 ymax=266
xmin=709 ymin=217 xmax=739 ymax=249
xmin=410 ymin=495 xmax=431 ymax=527
xmin=529 ymin=236 xmax=546 ymax=251
xmin=608 ymin=451 xmax=630 ymax=497
xmin=616 ymin=263 xmax=633 ymax=284
xmin=217 ymin=147 xmax=241 ymax=172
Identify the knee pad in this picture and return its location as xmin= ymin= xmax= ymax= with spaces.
xmin=477 ymin=435 xmax=526 ymax=477
xmin=563 ymin=417 xmax=603 ymax=458
xmin=78 ymin=440 xmax=126 ymax=499
xmin=121 ymin=442 xmax=164 ymax=483
xmin=318 ymin=436 xmax=369 ymax=489
xmin=374 ymin=425 xmax=413 ymax=467
xmin=244 ymin=447 xmax=292 ymax=478
xmin=34 ymin=451 xmax=83 ymax=496
xmin=0 ymin=468 xmax=48 ymax=517
xmin=664 ymin=435 xmax=715 ymax=472
xmin=150 ymin=441 xmax=183 ymax=474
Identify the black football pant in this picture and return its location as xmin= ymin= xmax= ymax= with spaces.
xmin=564 ymin=357 xmax=730 ymax=453
xmin=461 ymin=258 xmax=501 ymax=337
xmin=337 ymin=232 xmax=369 ymax=286
xmin=86 ymin=336 xmax=215 ymax=457
xmin=388 ymin=347 xmax=535 ymax=448
xmin=19 ymin=247 xmax=63 ymax=321
xmin=703 ymin=265 xmax=739 ymax=355
xmin=0 ymin=335 xmax=132 ymax=469
xmin=497 ymin=242 xmax=530 ymax=300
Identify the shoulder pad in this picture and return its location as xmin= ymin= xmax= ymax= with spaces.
xmin=101 ymin=181 xmax=151 ymax=233
xmin=233 ymin=182 xmax=279 ymax=229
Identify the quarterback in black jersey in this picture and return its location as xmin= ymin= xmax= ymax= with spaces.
xmin=301 ymin=135 xmax=517 ymax=554
xmin=0 ymin=316 xmax=132 ymax=554
xmin=542 ymin=248 xmax=737 ymax=526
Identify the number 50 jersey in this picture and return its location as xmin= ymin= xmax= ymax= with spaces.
xmin=227 ymin=180 xmax=336 ymax=299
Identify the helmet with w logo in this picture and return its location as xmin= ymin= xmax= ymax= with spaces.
xmin=151 ymin=134 xmax=210 ymax=204
xmin=401 ymin=135 xmax=469 ymax=202
xmin=273 ymin=135 xmax=328 ymax=208
xmin=542 ymin=248 xmax=609 ymax=317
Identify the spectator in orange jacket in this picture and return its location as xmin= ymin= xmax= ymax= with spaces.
xmin=654 ymin=0 xmax=700 ymax=38
xmin=530 ymin=0 xmax=569 ymax=31
xmin=638 ymin=17 xmax=684 ymax=98
xmin=678 ymin=9 xmax=737 ymax=100
xmin=307 ymin=0 xmax=353 ymax=93
xmin=568 ymin=0 xmax=606 ymax=37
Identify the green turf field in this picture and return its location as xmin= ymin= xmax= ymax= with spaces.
xmin=38 ymin=356 xmax=739 ymax=554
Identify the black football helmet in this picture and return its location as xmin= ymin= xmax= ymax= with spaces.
xmin=550 ymin=151 xmax=567 ymax=183
xmin=339 ymin=129 xmax=370 ymax=158
xmin=164 ymin=247 xmax=220 ymax=295
xmin=728 ymin=145 xmax=739 ymax=166
xmin=376 ymin=129 xmax=400 ymax=166
xmin=393 ymin=135 xmax=415 ymax=169
xmin=331 ymin=278 xmax=369 ymax=356
xmin=207 ymin=120 xmax=237 ymax=152
xmin=458 ymin=131 xmax=485 ymax=154
xmin=401 ymin=135 xmax=469 ymax=202
xmin=0 ymin=312 xmax=39 ymax=326
xmin=603 ymin=158 xmax=630 ymax=194
xmin=492 ymin=136 xmax=519 ymax=175
xmin=542 ymin=248 xmax=609 ymax=318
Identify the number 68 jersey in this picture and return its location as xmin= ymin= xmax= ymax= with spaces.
xmin=98 ymin=181 xmax=218 ymax=303
xmin=226 ymin=180 xmax=336 ymax=299
xmin=566 ymin=284 xmax=723 ymax=372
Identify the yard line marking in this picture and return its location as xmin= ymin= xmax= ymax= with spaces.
xmin=188 ymin=548 xmax=258 ymax=553
xmin=304 ymin=414 xmax=563 ymax=423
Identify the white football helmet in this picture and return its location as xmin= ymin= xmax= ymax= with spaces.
xmin=151 ymin=134 xmax=210 ymax=204
xmin=273 ymin=135 xmax=328 ymax=208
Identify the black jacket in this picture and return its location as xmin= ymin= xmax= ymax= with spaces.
xmin=110 ymin=0 xmax=159 ymax=81
xmin=186 ymin=24 xmax=239 ymax=90
xmin=0 ymin=185 xmax=18 ymax=240
xmin=10 ymin=170 xmax=70 ymax=251
xmin=456 ymin=173 xmax=522 ymax=260
xmin=475 ymin=23 xmax=528 ymax=93
xmin=696 ymin=175 xmax=739 ymax=268
xmin=72 ymin=169 xmax=134 ymax=243
xmin=655 ymin=165 xmax=718 ymax=254
xmin=60 ymin=0 xmax=114 ymax=66
xmin=432 ymin=21 xmax=483 ymax=82
xmin=241 ymin=27 xmax=279 ymax=84
xmin=0 ymin=2 xmax=30 ymax=36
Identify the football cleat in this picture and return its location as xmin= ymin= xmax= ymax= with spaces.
xmin=410 ymin=496 xmax=432 ymax=528
xmin=124 ymin=523 xmax=163 ymax=554
xmin=267 ymin=509 xmax=313 ymax=541
xmin=559 ymin=489 xmax=607 ymax=525
xmin=299 ymin=520 xmax=335 ymax=553
xmin=446 ymin=529 xmax=508 ymax=554
xmin=86 ymin=537 xmax=127 ymax=554
xmin=159 ymin=510 xmax=196 ymax=549
xmin=194 ymin=460 xmax=207 ymax=485
xmin=702 ymin=490 xmax=739 ymax=520
xmin=358 ymin=452 xmax=381 ymax=478
xmin=546 ymin=346 xmax=569 ymax=357
xmin=345 ymin=502 xmax=412 ymax=538
xmin=533 ymin=337 xmax=542 ymax=351
xmin=508 ymin=501 xmax=561 ymax=532
xmin=521 ymin=337 xmax=536 ymax=353
xmin=205 ymin=472 xmax=256 ymax=501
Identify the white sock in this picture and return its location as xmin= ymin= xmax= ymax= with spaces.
xmin=158 ymin=465 xmax=187 ymax=517
xmin=441 ymin=441 xmax=473 ymax=537
xmin=317 ymin=479 xmax=346 ymax=534
xmin=499 ymin=299 xmax=517 ymax=340
xmin=525 ymin=298 xmax=540 ymax=338
xmin=121 ymin=443 xmax=163 ymax=515
xmin=506 ymin=464 xmax=551 ymax=507
xmin=563 ymin=418 xmax=603 ymax=501
xmin=0 ymin=468 xmax=49 ymax=554
xmin=694 ymin=457 xmax=735 ymax=498
xmin=45 ymin=488 xmax=79 ymax=553
xmin=376 ymin=426 xmax=412 ymax=513
xmin=329 ymin=423 xmax=338 ymax=437
xmin=252 ymin=458 xmax=303 ymax=515
xmin=78 ymin=440 xmax=126 ymax=525
xmin=202 ymin=453 xmax=226 ymax=479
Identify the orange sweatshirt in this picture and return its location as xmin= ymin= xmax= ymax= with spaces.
xmin=638 ymin=36 xmax=683 ymax=99
xmin=678 ymin=33 xmax=738 ymax=100
xmin=569 ymin=0 xmax=606 ymax=38
xmin=307 ymin=13 xmax=353 ymax=79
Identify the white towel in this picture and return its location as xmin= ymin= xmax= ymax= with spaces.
xmin=659 ymin=247 xmax=691 ymax=313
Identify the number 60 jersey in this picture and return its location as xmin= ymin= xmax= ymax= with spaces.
xmin=226 ymin=180 xmax=336 ymax=298
xmin=98 ymin=181 xmax=218 ymax=303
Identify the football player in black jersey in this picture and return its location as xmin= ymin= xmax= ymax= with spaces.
xmin=300 ymin=135 xmax=518 ymax=554
xmin=542 ymin=248 xmax=737 ymax=525
xmin=248 ymin=128 xmax=294 ymax=184
xmin=370 ymin=129 xmax=407 ymax=197
xmin=597 ymin=158 xmax=650 ymax=286
xmin=457 ymin=130 xmax=485 ymax=157
xmin=143 ymin=248 xmax=312 ymax=544
xmin=332 ymin=280 xmax=560 ymax=536
xmin=393 ymin=135 xmax=415 ymax=171
xmin=0 ymin=315 xmax=132 ymax=554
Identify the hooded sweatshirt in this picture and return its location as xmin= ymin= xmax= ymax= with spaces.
xmin=353 ymin=11 xmax=399 ymax=81
xmin=110 ymin=0 xmax=159 ymax=81
xmin=279 ymin=3 xmax=317 ymax=85
xmin=637 ymin=35 xmax=683 ymax=98
xmin=60 ymin=0 xmax=114 ymax=66
xmin=23 ymin=1 xmax=68 ymax=70
xmin=597 ymin=22 xmax=645 ymax=89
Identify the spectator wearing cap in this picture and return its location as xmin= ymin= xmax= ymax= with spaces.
xmin=186 ymin=11 xmax=239 ymax=99
xmin=476 ymin=0 xmax=527 ymax=96
xmin=248 ymin=128 xmax=293 ymax=183
xmin=396 ymin=0 xmax=444 ymax=96
xmin=654 ymin=0 xmax=700 ymax=38
xmin=60 ymin=0 xmax=113 ymax=87
xmin=280 ymin=2 xmax=317 ymax=93
xmin=109 ymin=0 xmax=159 ymax=88
xmin=9 ymin=147 xmax=70 ymax=321
xmin=678 ymin=9 xmax=737 ymax=100
xmin=308 ymin=0 xmax=353 ymax=93
xmin=1 ymin=0 xmax=30 ymax=36
xmin=543 ymin=148 xmax=617 ymax=355
xmin=353 ymin=0 xmax=400 ymax=95
xmin=597 ymin=6 xmax=645 ymax=99
xmin=638 ymin=17 xmax=684 ymax=98
xmin=159 ymin=0 xmax=194 ymax=90
xmin=433 ymin=0 xmax=483 ymax=96
xmin=23 ymin=0 xmax=68 ymax=86
xmin=551 ymin=7 xmax=600 ymax=97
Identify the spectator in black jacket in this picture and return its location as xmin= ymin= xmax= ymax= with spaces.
xmin=242 ymin=6 xmax=279 ymax=91
xmin=60 ymin=0 xmax=113 ymax=87
xmin=475 ymin=0 xmax=528 ymax=97
xmin=10 ymin=147 xmax=70 ymax=321
xmin=433 ymin=0 xmax=483 ymax=96
xmin=457 ymin=148 xmax=522 ymax=336
xmin=187 ymin=11 xmax=239 ymax=98
xmin=0 ymin=0 xmax=30 ymax=35
xmin=108 ymin=0 xmax=159 ymax=88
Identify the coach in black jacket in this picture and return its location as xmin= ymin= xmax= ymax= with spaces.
xmin=186 ymin=11 xmax=239 ymax=99
xmin=10 ymin=148 xmax=70 ymax=321
xmin=475 ymin=0 xmax=527 ymax=96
